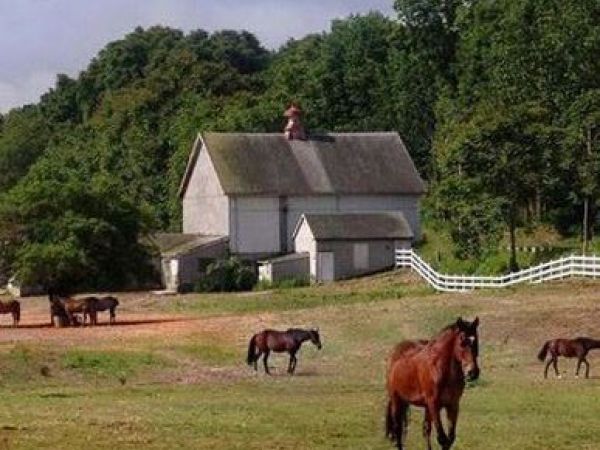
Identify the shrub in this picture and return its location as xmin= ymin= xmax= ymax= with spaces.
xmin=195 ymin=257 xmax=257 ymax=292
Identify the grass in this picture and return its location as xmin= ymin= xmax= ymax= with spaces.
xmin=0 ymin=274 xmax=600 ymax=448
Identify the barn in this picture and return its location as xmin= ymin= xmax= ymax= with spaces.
xmin=160 ymin=107 xmax=425 ymax=290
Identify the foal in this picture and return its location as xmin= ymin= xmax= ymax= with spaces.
xmin=246 ymin=328 xmax=322 ymax=375
xmin=538 ymin=337 xmax=600 ymax=378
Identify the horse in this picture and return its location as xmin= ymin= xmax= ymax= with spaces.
xmin=537 ymin=337 xmax=600 ymax=379
xmin=81 ymin=296 xmax=119 ymax=324
xmin=246 ymin=328 xmax=322 ymax=375
xmin=0 ymin=299 xmax=20 ymax=327
xmin=48 ymin=293 xmax=98 ymax=327
xmin=388 ymin=317 xmax=480 ymax=370
xmin=386 ymin=318 xmax=480 ymax=450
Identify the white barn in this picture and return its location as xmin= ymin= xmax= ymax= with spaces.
xmin=163 ymin=128 xmax=425 ymax=290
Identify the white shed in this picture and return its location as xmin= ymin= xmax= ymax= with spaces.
xmin=293 ymin=212 xmax=413 ymax=282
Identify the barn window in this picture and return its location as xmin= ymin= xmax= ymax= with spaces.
xmin=353 ymin=243 xmax=369 ymax=270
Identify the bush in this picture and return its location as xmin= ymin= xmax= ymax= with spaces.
xmin=254 ymin=277 xmax=309 ymax=291
xmin=195 ymin=257 xmax=257 ymax=292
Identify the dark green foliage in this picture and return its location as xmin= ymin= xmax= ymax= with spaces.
xmin=195 ymin=258 xmax=257 ymax=292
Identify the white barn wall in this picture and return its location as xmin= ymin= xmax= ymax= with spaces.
xmin=230 ymin=196 xmax=280 ymax=255
xmin=294 ymin=220 xmax=317 ymax=279
xmin=182 ymin=147 xmax=229 ymax=235
xmin=286 ymin=196 xmax=337 ymax=250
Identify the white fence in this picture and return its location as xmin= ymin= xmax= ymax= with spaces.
xmin=395 ymin=249 xmax=600 ymax=292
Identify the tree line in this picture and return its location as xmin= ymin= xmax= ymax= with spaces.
xmin=0 ymin=0 xmax=598 ymax=289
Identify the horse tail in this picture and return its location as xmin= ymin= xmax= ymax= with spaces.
xmin=538 ymin=341 xmax=551 ymax=361
xmin=246 ymin=335 xmax=257 ymax=365
xmin=385 ymin=396 xmax=407 ymax=444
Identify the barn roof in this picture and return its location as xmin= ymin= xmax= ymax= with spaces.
xmin=148 ymin=233 xmax=228 ymax=257
xmin=293 ymin=212 xmax=413 ymax=241
xmin=179 ymin=132 xmax=425 ymax=197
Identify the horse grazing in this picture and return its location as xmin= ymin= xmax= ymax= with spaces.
xmin=246 ymin=328 xmax=322 ymax=375
xmin=48 ymin=293 xmax=98 ymax=327
xmin=386 ymin=318 xmax=480 ymax=450
xmin=81 ymin=296 xmax=119 ymax=324
xmin=538 ymin=337 xmax=600 ymax=379
xmin=0 ymin=299 xmax=20 ymax=327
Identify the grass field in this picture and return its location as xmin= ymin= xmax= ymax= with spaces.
xmin=1 ymin=272 xmax=600 ymax=449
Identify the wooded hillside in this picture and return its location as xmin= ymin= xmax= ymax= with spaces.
xmin=0 ymin=0 xmax=598 ymax=288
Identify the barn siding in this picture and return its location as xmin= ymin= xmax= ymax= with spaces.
xmin=230 ymin=196 xmax=280 ymax=255
xmin=182 ymin=146 xmax=229 ymax=235
xmin=294 ymin=220 xmax=318 ymax=279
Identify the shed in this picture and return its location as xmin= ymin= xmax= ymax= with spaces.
xmin=150 ymin=233 xmax=229 ymax=292
xmin=258 ymin=252 xmax=310 ymax=284
xmin=293 ymin=212 xmax=413 ymax=282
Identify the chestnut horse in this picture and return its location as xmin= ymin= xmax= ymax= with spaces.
xmin=538 ymin=337 xmax=600 ymax=378
xmin=0 ymin=299 xmax=20 ymax=327
xmin=386 ymin=318 xmax=480 ymax=450
xmin=48 ymin=293 xmax=97 ymax=327
xmin=246 ymin=328 xmax=322 ymax=375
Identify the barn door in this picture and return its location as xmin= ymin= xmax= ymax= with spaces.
xmin=317 ymin=252 xmax=334 ymax=282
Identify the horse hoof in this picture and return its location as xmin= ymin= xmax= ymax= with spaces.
xmin=557 ymin=374 xmax=562 ymax=379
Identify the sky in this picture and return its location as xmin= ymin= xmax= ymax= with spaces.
xmin=0 ymin=0 xmax=395 ymax=113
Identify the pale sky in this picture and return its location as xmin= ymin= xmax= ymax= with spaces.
xmin=0 ymin=0 xmax=395 ymax=113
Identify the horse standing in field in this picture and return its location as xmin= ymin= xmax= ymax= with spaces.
xmin=81 ymin=296 xmax=119 ymax=324
xmin=48 ymin=293 xmax=98 ymax=327
xmin=386 ymin=318 xmax=480 ymax=450
xmin=247 ymin=328 xmax=322 ymax=375
xmin=0 ymin=299 xmax=20 ymax=327
xmin=538 ymin=337 xmax=600 ymax=378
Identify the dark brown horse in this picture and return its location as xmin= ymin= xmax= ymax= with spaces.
xmin=247 ymin=328 xmax=322 ymax=375
xmin=386 ymin=318 xmax=480 ymax=450
xmin=48 ymin=293 xmax=97 ymax=327
xmin=0 ymin=299 xmax=20 ymax=327
xmin=80 ymin=296 xmax=119 ymax=324
xmin=538 ymin=337 xmax=600 ymax=378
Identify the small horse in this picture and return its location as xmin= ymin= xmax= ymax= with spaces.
xmin=81 ymin=296 xmax=119 ymax=324
xmin=48 ymin=293 xmax=97 ymax=327
xmin=0 ymin=299 xmax=20 ymax=327
xmin=386 ymin=318 xmax=480 ymax=450
xmin=538 ymin=337 xmax=600 ymax=378
xmin=246 ymin=328 xmax=322 ymax=375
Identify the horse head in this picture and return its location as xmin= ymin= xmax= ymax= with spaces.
xmin=453 ymin=317 xmax=480 ymax=381
xmin=310 ymin=328 xmax=322 ymax=350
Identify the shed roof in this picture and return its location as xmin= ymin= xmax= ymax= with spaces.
xmin=149 ymin=233 xmax=228 ymax=257
xmin=179 ymin=132 xmax=425 ymax=197
xmin=293 ymin=212 xmax=413 ymax=241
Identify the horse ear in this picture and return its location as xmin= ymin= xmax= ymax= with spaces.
xmin=456 ymin=317 xmax=464 ymax=326
xmin=473 ymin=316 xmax=480 ymax=328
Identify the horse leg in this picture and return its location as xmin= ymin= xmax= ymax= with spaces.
xmin=584 ymin=358 xmax=590 ymax=378
xmin=446 ymin=404 xmax=459 ymax=448
xmin=576 ymin=358 xmax=583 ymax=377
xmin=427 ymin=401 xmax=450 ymax=450
xmin=291 ymin=354 xmax=298 ymax=374
xmin=254 ymin=351 xmax=262 ymax=371
xmin=110 ymin=308 xmax=115 ymax=324
xmin=287 ymin=353 xmax=294 ymax=374
xmin=552 ymin=357 xmax=560 ymax=378
xmin=263 ymin=350 xmax=271 ymax=375
xmin=422 ymin=409 xmax=433 ymax=450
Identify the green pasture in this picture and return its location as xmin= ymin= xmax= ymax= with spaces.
xmin=0 ymin=273 xmax=599 ymax=449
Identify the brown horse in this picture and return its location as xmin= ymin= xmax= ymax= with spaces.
xmin=246 ymin=328 xmax=322 ymax=375
xmin=96 ymin=296 xmax=119 ymax=324
xmin=538 ymin=337 xmax=600 ymax=378
xmin=0 ymin=299 xmax=20 ymax=327
xmin=386 ymin=318 xmax=480 ymax=450
xmin=80 ymin=296 xmax=119 ymax=324
xmin=48 ymin=293 xmax=97 ymax=327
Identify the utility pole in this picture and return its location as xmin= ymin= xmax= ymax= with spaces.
xmin=583 ymin=125 xmax=592 ymax=254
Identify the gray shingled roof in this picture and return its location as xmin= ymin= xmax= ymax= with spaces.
xmin=179 ymin=132 xmax=425 ymax=197
xmin=294 ymin=212 xmax=413 ymax=241
xmin=148 ymin=233 xmax=227 ymax=257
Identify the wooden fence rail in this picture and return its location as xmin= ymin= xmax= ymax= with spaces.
xmin=395 ymin=249 xmax=600 ymax=292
